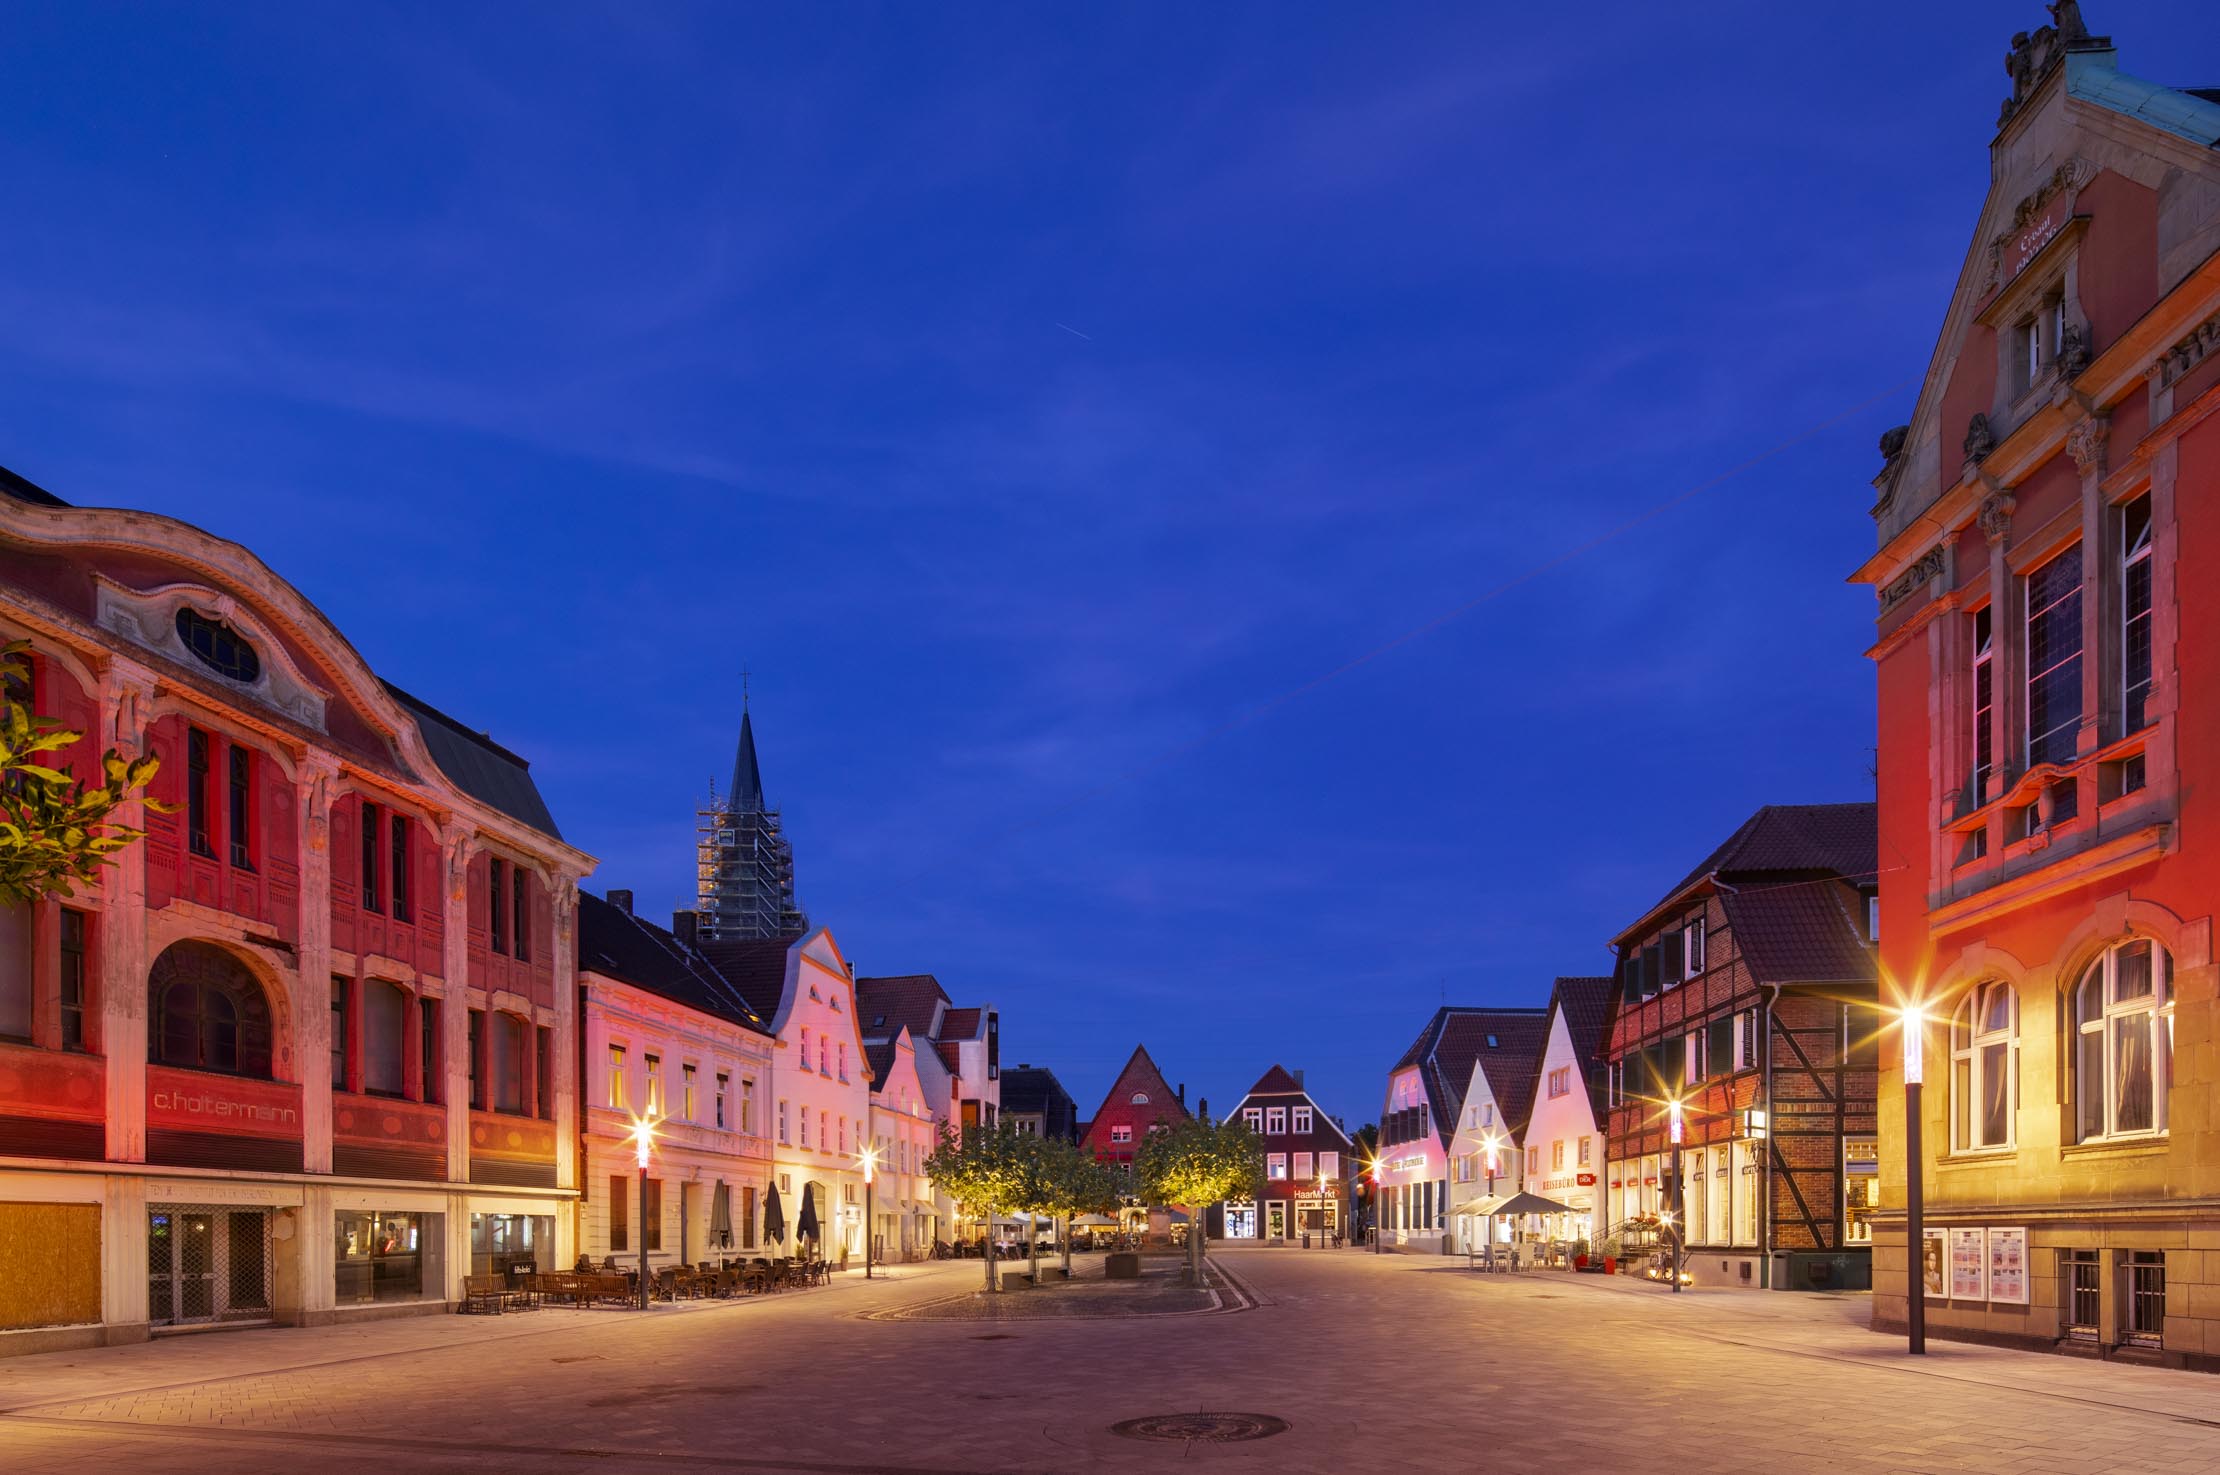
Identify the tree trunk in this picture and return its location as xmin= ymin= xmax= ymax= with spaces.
xmin=1029 ymin=1215 xmax=1041 ymax=1287
xmin=1060 ymin=1215 xmax=1072 ymax=1277
xmin=984 ymin=1214 xmax=998 ymax=1292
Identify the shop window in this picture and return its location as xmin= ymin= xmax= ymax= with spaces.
xmin=0 ymin=903 xmax=32 ymax=1041
xmin=58 ymin=907 xmax=88 ymax=1050
xmin=2026 ymin=545 xmax=2084 ymax=768
xmin=2073 ymin=939 xmax=2173 ymax=1142
xmin=2121 ymin=495 xmax=2153 ymax=736
xmin=151 ymin=941 xmax=273 ymax=1078
xmin=363 ymin=979 xmax=407 ymax=1097
xmin=1949 ymin=981 xmax=2018 ymax=1152
xmin=335 ymin=1210 xmax=433 ymax=1305
xmin=470 ymin=1212 xmax=548 ymax=1278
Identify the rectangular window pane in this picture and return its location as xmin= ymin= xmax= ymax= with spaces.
xmin=512 ymin=867 xmax=529 ymax=963
xmin=536 ymin=1026 xmax=553 ymax=1119
xmin=468 ymin=1009 xmax=485 ymax=1110
xmin=2122 ymin=496 xmax=2153 ymax=734
xmin=391 ymin=814 xmax=411 ymax=923
xmin=610 ymin=1174 xmax=628 ymax=1252
xmin=330 ymin=976 xmax=349 ymax=1090
xmin=1980 ymin=1041 xmax=2010 ymax=1146
xmin=609 ymin=1045 xmax=627 ymax=1110
xmin=1952 ymin=1054 xmax=1972 ymax=1149
xmin=643 ymin=1178 xmax=662 ymax=1252
xmin=363 ymin=982 xmax=406 ymax=1096
xmin=420 ymin=997 xmax=440 ymax=1104
xmin=361 ymin=801 xmax=381 ymax=913
xmin=228 ymin=745 xmax=254 ymax=870
xmin=492 ymin=1014 xmax=525 ymax=1113
xmin=2026 ymin=546 xmax=2084 ymax=768
xmin=488 ymin=859 xmax=507 ymax=956
xmin=2077 ymin=1024 xmax=2105 ymax=1141
xmin=187 ymin=727 xmax=212 ymax=858
xmin=2112 ymin=1019 xmax=2153 ymax=1134
xmin=57 ymin=907 xmax=87 ymax=1050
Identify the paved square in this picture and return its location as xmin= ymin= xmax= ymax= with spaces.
xmin=4 ymin=1250 xmax=2217 ymax=1472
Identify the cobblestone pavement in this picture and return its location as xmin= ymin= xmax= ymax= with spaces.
xmin=868 ymin=1257 xmax=1229 ymax=1321
xmin=7 ymin=1249 xmax=2220 ymax=1472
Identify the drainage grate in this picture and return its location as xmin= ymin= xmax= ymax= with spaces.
xmin=1109 ymin=1413 xmax=1289 ymax=1444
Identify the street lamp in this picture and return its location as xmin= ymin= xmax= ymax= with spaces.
xmin=1666 ymin=1096 xmax=1685 ymax=1295
xmin=1481 ymin=1131 xmax=1502 ymax=1269
xmin=1366 ymin=1156 xmax=1384 ymax=1256
xmin=858 ymin=1141 xmax=881 ymax=1279
xmin=1900 ymin=1001 xmax=1928 ymax=1355
xmin=628 ymin=1115 xmax=659 ymax=1311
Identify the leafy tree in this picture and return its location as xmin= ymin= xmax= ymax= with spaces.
xmin=924 ymin=1120 xmax=1034 ymax=1291
xmin=1 ymin=641 xmax=170 ymax=907
xmin=1137 ymin=1117 xmax=1265 ymax=1283
xmin=1035 ymin=1139 xmax=1120 ymax=1277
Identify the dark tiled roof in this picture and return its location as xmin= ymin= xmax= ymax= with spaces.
xmin=939 ymin=1007 xmax=982 ymax=1040
xmin=855 ymin=974 xmax=949 ymax=1042
xmin=1546 ymin=976 xmax=1617 ymax=1121
xmin=1662 ymin=803 xmax=1877 ymax=899
xmin=1393 ymin=1007 xmax=1550 ymax=1143
xmin=577 ymin=892 xmax=769 ymax=1035
xmin=935 ymin=1040 xmax=963 ymax=1075
xmin=864 ymin=1037 xmax=902 ymax=1090
xmin=999 ymin=1065 xmax=1071 ymax=1116
xmin=696 ymin=937 xmax=796 ymax=1023
xmin=1721 ymin=884 xmax=1877 ymax=987
xmin=0 ymin=463 xmax=68 ymax=507
xmin=1243 ymin=1064 xmax=1303 ymax=1097
xmin=383 ymin=681 xmax=562 ymax=840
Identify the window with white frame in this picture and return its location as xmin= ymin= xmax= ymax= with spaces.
xmin=742 ymin=1078 xmax=757 ymax=1134
xmin=608 ymin=1044 xmax=627 ymax=1110
xmin=1551 ymin=1139 xmax=1565 ymax=1171
xmin=1294 ymin=1151 xmax=1314 ymax=1181
xmin=1293 ymin=1105 xmax=1313 ymax=1134
xmin=2026 ymin=544 xmax=2084 ymax=769
xmin=1971 ymin=604 xmax=1994 ymax=805
xmin=1320 ymin=1151 xmax=1339 ymax=1181
xmin=1950 ymin=981 xmax=2018 ymax=1152
xmin=1577 ymin=1137 xmax=1591 ymax=1166
xmin=1547 ymin=1066 xmax=1570 ymax=1098
xmin=1265 ymin=1106 xmax=1286 ymax=1135
xmin=2073 ymin=939 xmax=2173 ymax=1142
xmin=1684 ymin=917 xmax=1705 ymax=977
xmin=799 ymin=1027 xmax=811 ymax=1071
xmin=1525 ymin=1145 xmax=1538 ymax=1176
xmin=1110 ymin=1124 xmax=1132 ymax=1144
xmin=799 ymin=1105 xmax=810 ymax=1148
xmin=1243 ymin=1108 xmax=1262 ymax=1131
xmin=2121 ymin=494 xmax=2153 ymax=738
xmin=777 ymin=1098 xmax=789 ymax=1143
xmin=1267 ymin=1153 xmax=1287 ymax=1180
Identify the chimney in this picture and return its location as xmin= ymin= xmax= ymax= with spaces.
xmin=1292 ymin=1069 xmax=1305 ymax=1089
xmin=1177 ymin=1082 xmax=1186 ymax=1105
xmin=607 ymin=889 xmax=634 ymax=916
xmin=1198 ymin=1096 xmax=1209 ymax=1122
xmin=672 ymin=910 xmax=698 ymax=949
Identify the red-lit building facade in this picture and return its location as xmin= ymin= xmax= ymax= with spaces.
xmin=1603 ymin=805 xmax=1878 ymax=1290
xmin=1223 ymin=1065 xmax=1353 ymax=1242
xmin=1853 ymin=14 xmax=2220 ymax=1365
xmin=1078 ymin=1044 xmax=1191 ymax=1170
xmin=0 ymin=470 xmax=592 ymax=1351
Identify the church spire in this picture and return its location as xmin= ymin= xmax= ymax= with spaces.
xmin=730 ymin=707 xmax=766 ymax=815
xmin=696 ymin=689 xmax=805 ymax=943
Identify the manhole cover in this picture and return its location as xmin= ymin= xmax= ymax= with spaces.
xmin=1109 ymin=1413 xmax=1289 ymax=1444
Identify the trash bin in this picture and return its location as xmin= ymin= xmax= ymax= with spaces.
xmin=1302 ymin=1232 xmax=1311 ymax=1249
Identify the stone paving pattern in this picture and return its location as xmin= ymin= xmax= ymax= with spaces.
xmin=6 ymin=1248 xmax=2220 ymax=1472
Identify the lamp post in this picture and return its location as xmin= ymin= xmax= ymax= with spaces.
xmin=1667 ymin=1097 xmax=1684 ymax=1294
xmin=628 ymin=1116 xmax=658 ymax=1311
xmin=859 ymin=1142 xmax=880 ymax=1279
xmin=1367 ymin=1157 xmax=1383 ymax=1256
xmin=1902 ymin=1004 xmax=1927 ymax=1355
xmin=1481 ymin=1131 xmax=1502 ymax=1269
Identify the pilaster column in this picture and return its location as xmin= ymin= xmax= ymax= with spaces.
xmin=2069 ymin=414 xmax=2111 ymax=781
xmin=441 ymin=827 xmax=473 ymax=1177
xmin=552 ymin=873 xmax=581 ymax=1198
xmin=98 ymin=658 xmax=158 ymax=1165
xmin=296 ymin=754 xmax=339 ymax=1174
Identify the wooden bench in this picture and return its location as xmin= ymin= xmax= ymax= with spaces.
xmin=460 ymin=1274 xmax=509 ymax=1314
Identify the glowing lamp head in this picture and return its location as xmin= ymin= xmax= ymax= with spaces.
xmin=1667 ymin=1096 xmax=1685 ymax=1146
xmin=1659 ymin=1209 xmax=1675 ymax=1228
xmin=628 ymin=1115 xmax=657 ymax=1170
xmin=859 ymin=1142 xmax=880 ymax=1184
xmin=1900 ymin=1002 xmax=1928 ymax=1085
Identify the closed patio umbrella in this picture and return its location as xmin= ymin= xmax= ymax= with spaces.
xmin=763 ymin=1181 xmax=787 ymax=1246
xmin=710 ymin=1182 xmax=734 ymax=1262
xmin=796 ymin=1182 xmax=821 ymax=1250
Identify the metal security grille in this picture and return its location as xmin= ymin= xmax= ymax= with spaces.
xmin=2125 ymin=1251 xmax=2165 ymax=1347
xmin=2066 ymin=1251 xmax=2100 ymax=1340
xmin=148 ymin=1206 xmax=273 ymax=1328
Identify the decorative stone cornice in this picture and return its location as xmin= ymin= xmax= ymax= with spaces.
xmin=1879 ymin=546 xmax=1946 ymax=615
xmin=1978 ymin=493 xmax=2017 ymax=541
xmin=2159 ymin=309 xmax=2220 ymax=388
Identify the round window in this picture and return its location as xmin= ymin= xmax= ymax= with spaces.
xmin=174 ymin=608 xmax=262 ymax=683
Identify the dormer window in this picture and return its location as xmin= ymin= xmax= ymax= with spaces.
xmin=174 ymin=607 xmax=261 ymax=684
xmin=1130 ymin=1092 xmax=1150 ymax=1105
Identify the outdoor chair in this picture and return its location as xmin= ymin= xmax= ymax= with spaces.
xmin=459 ymin=1274 xmax=506 ymax=1315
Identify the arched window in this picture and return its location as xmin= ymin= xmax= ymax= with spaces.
xmin=363 ymin=980 xmax=408 ymax=1097
xmin=150 ymin=941 xmax=273 ymax=1078
xmin=1130 ymin=1092 xmax=1150 ymax=1105
xmin=174 ymin=607 xmax=262 ymax=683
xmin=2073 ymin=939 xmax=2173 ymax=1141
xmin=1949 ymin=981 xmax=2016 ymax=1152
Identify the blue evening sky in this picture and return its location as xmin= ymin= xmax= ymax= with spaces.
xmin=5 ymin=3 xmax=2211 ymax=1129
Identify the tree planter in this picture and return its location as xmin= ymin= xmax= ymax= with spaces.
xmin=1105 ymin=1252 xmax=1141 ymax=1279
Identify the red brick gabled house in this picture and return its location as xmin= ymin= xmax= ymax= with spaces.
xmin=1223 ymin=1065 xmax=1353 ymax=1242
xmin=1078 ymin=1044 xmax=1190 ymax=1171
